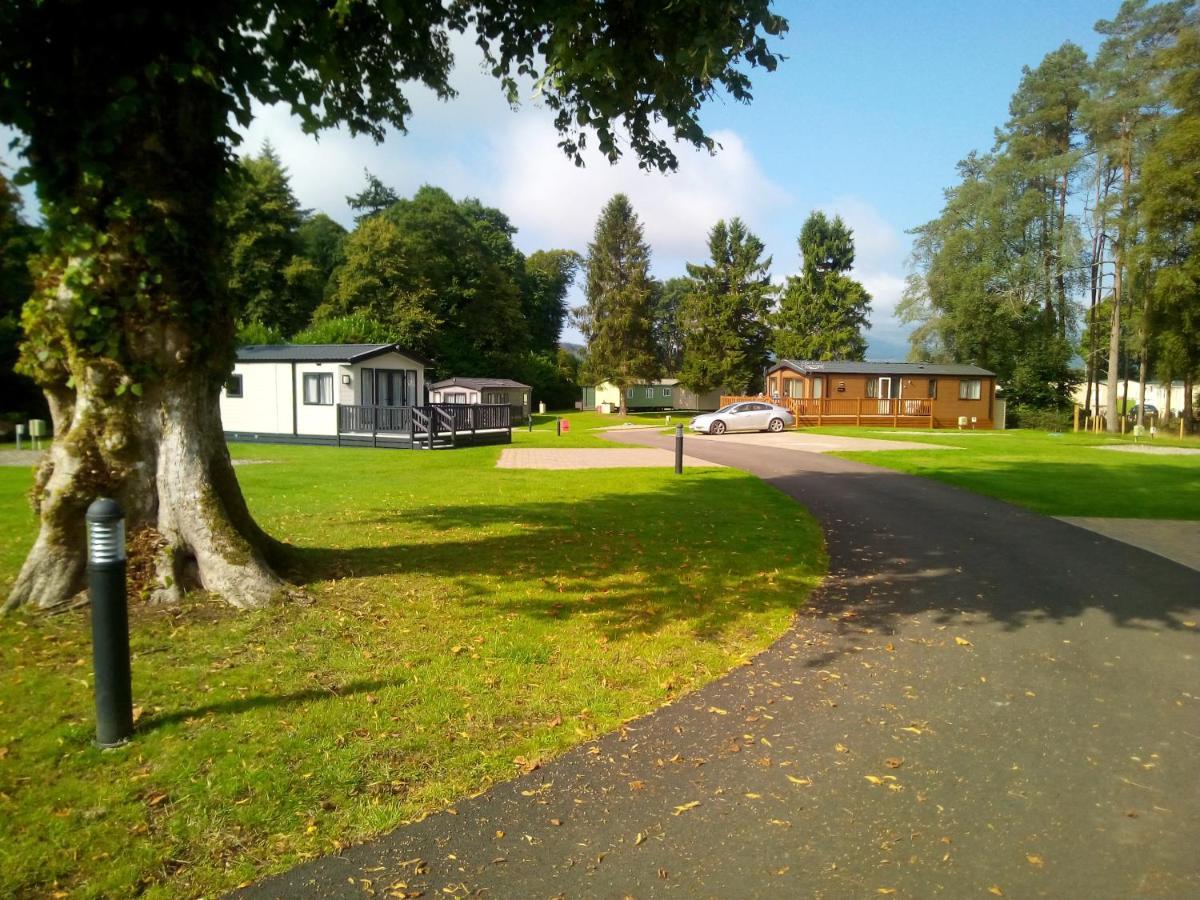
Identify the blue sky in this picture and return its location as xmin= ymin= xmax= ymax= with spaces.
xmin=2 ymin=0 xmax=1118 ymax=357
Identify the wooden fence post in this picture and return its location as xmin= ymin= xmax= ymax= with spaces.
xmin=892 ymin=399 xmax=899 ymax=428
xmin=856 ymin=398 xmax=862 ymax=427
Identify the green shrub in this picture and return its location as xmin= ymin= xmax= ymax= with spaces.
xmin=1009 ymin=405 xmax=1072 ymax=432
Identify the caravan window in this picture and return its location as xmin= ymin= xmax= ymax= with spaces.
xmin=303 ymin=373 xmax=333 ymax=405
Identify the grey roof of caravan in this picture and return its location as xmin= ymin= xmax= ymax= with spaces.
xmin=235 ymin=344 xmax=432 ymax=365
xmin=768 ymin=359 xmax=996 ymax=377
xmin=429 ymin=377 xmax=532 ymax=390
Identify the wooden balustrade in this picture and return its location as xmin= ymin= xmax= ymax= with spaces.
xmin=718 ymin=395 xmax=937 ymax=428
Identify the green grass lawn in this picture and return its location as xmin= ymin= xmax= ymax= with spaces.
xmin=0 ymin=435 xmax=823 ymax=898
xmin=812 ymin=426 xmax=1200 ymax=519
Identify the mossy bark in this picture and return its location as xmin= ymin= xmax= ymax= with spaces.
xmin=5 ymin=366 xmax=285 ymax=612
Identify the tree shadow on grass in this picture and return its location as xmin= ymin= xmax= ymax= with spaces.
xmin=283 ymin=474 xmax=824 ymax=643
xmin=279 ymin=453 xmax=1200 ymax=659
xmin=139 ymin=679 xmax=396 ymax=732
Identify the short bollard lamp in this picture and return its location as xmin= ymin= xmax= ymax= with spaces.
xmin=86 ymin=498 xmax=133 ymax=748
xmin=674 ymin=424 xmax=684 ymax=475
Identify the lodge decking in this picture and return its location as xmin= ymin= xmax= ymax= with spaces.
xmin=224 ymin=403 xmax=512 ymax=449
xmin=720 ymin=396 xmax=990 ymax=429
xmin=337 ymin=403 xmax=512 ymax=448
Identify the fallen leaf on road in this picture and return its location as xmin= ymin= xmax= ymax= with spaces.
xmin=745 ymin=792 xmax=763 ymax=799
xmin=955 ymin=636 xmax=973 ymax=647
xmin=1026 ymin=854 xmax=1044 ymax=868
xmin=708 ymin=706 xmax=728 ymax=715
xmin=835 ymin=743 xmax=848 ymax=753
xmin=988 ymin=887 xmax=1004 ymax=896
xmin=885 ymin=757 xmax=904 ymax=769
xmin=865 ymin=775 xmax=883 ymax=785
xmin=635 ymin=832 xmax=646 ymax=845
xmin=786 ymin=775 xmax=812 ymax=785
xmin=672 ymin=801 xmax=701 ymax=816
xmin=877 ymin=890 xmax=896 ymax=895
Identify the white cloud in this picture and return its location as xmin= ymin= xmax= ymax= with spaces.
xmin=489 ymin=118 xmax=790 ymax=267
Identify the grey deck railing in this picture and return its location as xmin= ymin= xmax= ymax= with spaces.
xmin=336 ymin=403 xmax=512 ymax=448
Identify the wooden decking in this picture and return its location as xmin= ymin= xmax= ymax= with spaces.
xmin=337 ymin=403 xmax=512 ymax=449
xmin=719 ymin=396 xmax=990 ymax=429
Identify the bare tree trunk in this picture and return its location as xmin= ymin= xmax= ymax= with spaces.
xmin=5 ymin=369 xmax=286 ymax=612
xmin=1106 ymin=130 xmax=1133 ymax=435
xmin=1106 ymin=261 xmax=1123 ymax=433
xmin=1184 ymin=374 xmax=1195 ymax=434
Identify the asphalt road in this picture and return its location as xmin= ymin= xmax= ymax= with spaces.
xmin=241 ymin=432 xmax=1200 ymax=899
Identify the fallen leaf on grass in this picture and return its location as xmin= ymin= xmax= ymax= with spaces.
xmin=672 ymin=801 xmax=701 ymax=816
xmin=145 ymin=792 xmax=168 ymax=807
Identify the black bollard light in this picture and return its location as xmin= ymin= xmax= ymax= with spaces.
xmin=87 ymin=498 xmax=133 ymax=748
xmin=556 ymin=417 xmax=561 ymax=437
xmin=674 ymin=424 xmax=684 ymax=474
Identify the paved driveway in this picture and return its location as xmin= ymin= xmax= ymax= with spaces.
xmin=242 ymin=430 xmax=1200 ymax=899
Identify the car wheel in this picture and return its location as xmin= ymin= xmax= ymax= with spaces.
xmin=711 ymin=420 xmax=726 ymax=435
xmin=768 ymin=417 xmax=785 ymax=433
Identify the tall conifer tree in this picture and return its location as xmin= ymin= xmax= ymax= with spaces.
xmin=678 ymin=218 xmax=772 ymax=394
xmin=581 ymin=194 xmax=659 ymax=415
xmin=773 ymin=212 xmax=871 ymax=361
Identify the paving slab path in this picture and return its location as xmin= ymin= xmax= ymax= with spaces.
xmin=241 ymin=431 xmax=1200 ymax=899
xmin=495 ymin=448 xmax=722 ymax=469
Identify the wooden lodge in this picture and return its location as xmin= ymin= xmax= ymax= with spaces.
xmin=724 ymin=360 xmax=1000 ymax=429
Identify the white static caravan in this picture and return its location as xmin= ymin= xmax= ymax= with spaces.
xmin=428 ymin=377 xmax=532 ymax=423
xmin=220 ymin=343 xmax=428 ymax=445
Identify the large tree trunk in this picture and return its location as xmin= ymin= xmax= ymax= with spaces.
xmin=5 ymin=367 xmax=285 ymax=612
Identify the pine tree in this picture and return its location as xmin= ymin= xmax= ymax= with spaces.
xmin=581 ymin=194 xmax=660 ymax=415
xmin=678 ymin=218 xmax=773 ymax=394
xmin=224 ymin=143 xmax=320 ymax=335
xmin=773 ymin=212 xmax=871 ymax=361
xmin=1139 ymin=23 xmax=1200 ymax=430
xmin=347 ymin=170 xmax=401 ymax=222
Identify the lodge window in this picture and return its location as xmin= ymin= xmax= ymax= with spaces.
xmin=811 ymin=377 xmax=824 ymax=399
xmin=225 ymin=374 xmax=243 ymax=398
xmin=959 ymin=379 xmax=982 ymax=400
xmin=928 ymin=379 xmax=938 ymax=399
xmin=446 ymin=392 xmax=467 ymax=404
xmin=485 ymin=391 xmax=505 ymax=404
xmin=785 ymin=379 xmax=803 ymax=399
xmin=627 ymin=387 xmax=634 ymax=398
xmin=303 ymin=372 xmax=334 ymax=405
xmin=662 ymin=387 xmax=672 ymax=397
xmin=644 ymin=387 xmax=655 ymax=398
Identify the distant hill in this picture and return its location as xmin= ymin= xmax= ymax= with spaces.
xmin=559 ymin=342 xmax=586 ymax=359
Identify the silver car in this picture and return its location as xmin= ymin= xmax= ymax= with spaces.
xmin=690 ymin=402 xmax=795 ymax=435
